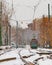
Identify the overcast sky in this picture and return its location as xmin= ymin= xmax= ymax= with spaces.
xmin=6 ymin=0 xmax=52 ymax=28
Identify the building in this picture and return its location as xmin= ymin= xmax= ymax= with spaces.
xmin=27 ymin=16 xmax=52 ymax=47
xmin=22 ymin=28 xmax=35 ymax=45
xmin=40 ymin=16 xmax=52 ymax=47
xmin=27 ymin=19 xmax=42 ymax=45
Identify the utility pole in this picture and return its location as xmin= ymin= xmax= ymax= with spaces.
xmin=45 ymin=4 xmax=50 ymax=42
xmin=16 ymin=21 xmax=18 ymax=47
xmin=47 ymin=4 xmax=50 ymax=41
xmin=47 ymin=4 xmax=50 ymax=47
xmin=44 ymin=4 xmax=50 ymax=48
xmin=8 ymin=23 xmax=11 ymax=45
xmin=48 ymin=4 xmax=50 ymax=22
xmin=0 ymin=0 xmax=2 ymax=46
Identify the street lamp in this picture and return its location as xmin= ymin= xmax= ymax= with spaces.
xmin=16 ymin=21 xmax=18 ymax=48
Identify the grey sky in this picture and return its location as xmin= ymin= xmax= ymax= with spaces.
xmin=6 ymin=0 xmax=52 ymax=28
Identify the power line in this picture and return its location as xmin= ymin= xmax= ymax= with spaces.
xmin=12 ymin=0 xmax=41 ymax=21
xmin=10 ymin=0 xmax=41 ymax=27
xmin=33 ymin=0 xmax=41 ymax=19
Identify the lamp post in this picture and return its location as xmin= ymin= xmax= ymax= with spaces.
xmin=0 ymin=0 xmax=2 ymax=46
xmin=8 ymin=23 xmax=11 ymax=45
xmin=16 ymin=21 xmax=18 ymax=48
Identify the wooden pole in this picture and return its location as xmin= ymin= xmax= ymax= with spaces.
xmin=8 ymin=24 xmax=11 ymax=45
xmin=16 ymin=21 xmax=18 ymax=47
xmin=48 ymin=4 xmax=50 ymax=22
xmin=0 ymin=0 xmax=2 ymax=46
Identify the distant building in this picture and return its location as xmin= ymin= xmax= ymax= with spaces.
xmin=22 ymin=28 xmax=35 ymax=45
xmin=27 ymin=19 xmax=42 ymax=45
xmin=22 ymin=16 xmax=52 ymax=47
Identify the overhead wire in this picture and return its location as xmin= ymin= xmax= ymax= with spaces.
xmin=10 ymin=0 xmax=41 ymax=28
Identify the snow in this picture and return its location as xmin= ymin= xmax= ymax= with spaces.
xmin=0 ymin=50 xmax=17 ymax=60
xmin=0 ymin=46 xmax=11 ymax=50
xmin=38 ymin=59 xmax=52 ymax=65
xmin=0 ymin=50 xmax=4 ymax=55
xmin=0 ymin=48 xmax=52 ymax=65
xmin=0 ymin=59 xmax=24 ymax=65
xmin=29 ymin=49 xmax=39 ymax=53
xmin=20 ymin=49 xmax=34 ymax=56
xmin=37 ymin=48 xmax=52 ymax=52
xmin=0 ymin=48 xmax=24 ymax=65
xmin=25 ymin=54 xmax=40 ymax=63
xmin=37 ymin=48 xmax=52 ymax=54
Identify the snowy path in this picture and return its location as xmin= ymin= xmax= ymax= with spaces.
xmin=0 ymin=48 xmax=52 ymax=65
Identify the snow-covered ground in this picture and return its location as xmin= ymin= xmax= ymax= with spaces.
xmin=0 ymin=47 xmax=52 ymax=65
xmin=0 ymin=48 xmax=25 ymax=65
xmin=38 ymin=59 xmax=52 ymax=65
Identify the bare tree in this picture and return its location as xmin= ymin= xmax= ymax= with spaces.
xmin=2 ymin=0 xmax=14 ymax=45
